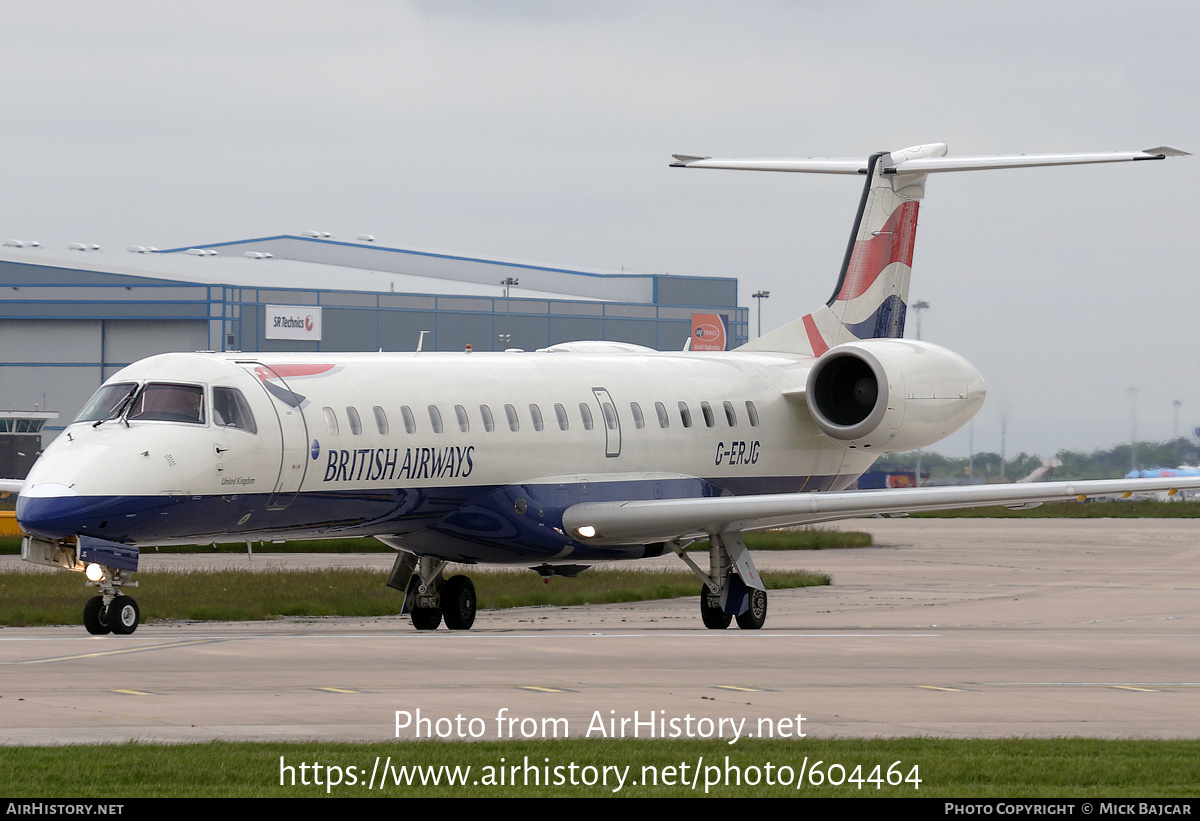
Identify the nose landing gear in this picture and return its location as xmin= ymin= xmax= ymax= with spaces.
xmin=81 ymin=568 xmax=141 ymax=635
xmin=22 ymin=535 xmax=142 ymax=635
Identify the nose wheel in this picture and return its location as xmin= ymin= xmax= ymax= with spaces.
xmin=82 ymin=594 xmax=140 ymax=635
xmin=83 ymin=596 xmax=110 ymax=635
xmin=108 ymin=596 xmax=141 ymax=634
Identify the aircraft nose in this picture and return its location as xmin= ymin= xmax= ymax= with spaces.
xmin=16 ymin=483 xmax=92 ymax=540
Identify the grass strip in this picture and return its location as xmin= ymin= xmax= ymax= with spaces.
xmin=2 ymin=738 xmax=1197 ymax=797
xmin=0 ymin=567 xmax=829 ymax=627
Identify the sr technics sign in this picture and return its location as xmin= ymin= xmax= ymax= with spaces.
xmin=266 ymin=305 xmax=323 ymax=341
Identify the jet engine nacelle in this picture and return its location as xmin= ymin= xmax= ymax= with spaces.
xmin=805 ymin=339 xmax=985 ymax=452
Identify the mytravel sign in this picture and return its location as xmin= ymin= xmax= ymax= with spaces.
xmin=266 ymin=305 xmax=322 ymax=341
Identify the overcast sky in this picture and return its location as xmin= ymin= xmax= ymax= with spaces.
xmin=2 ymin=0 xmax=1197 ymax=459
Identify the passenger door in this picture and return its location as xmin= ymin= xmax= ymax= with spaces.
xmin=591 ymin=387 xmax=622 ymax=458
xmin=238 ymin=362 xmax=310 ymax=509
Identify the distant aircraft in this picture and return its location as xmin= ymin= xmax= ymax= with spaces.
xmin=4 ymin=142 xmax=1196 ymax=635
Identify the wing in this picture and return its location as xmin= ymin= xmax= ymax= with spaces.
xmin=0 ymin=479 xmax=24 ymax=495
xmin=562 ymin=477 xmax=1200 ymax=546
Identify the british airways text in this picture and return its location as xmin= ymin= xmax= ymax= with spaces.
xmin=323 ymin=446 xmax=475 ymax=482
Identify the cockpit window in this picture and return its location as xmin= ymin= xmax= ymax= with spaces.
xmin=213 ymin=387 xmax=257 ymax=434
xmin=126 ymin=383 xmax=205 ymax=424
xmin=74 ymin=382 xmax=137 ymax=423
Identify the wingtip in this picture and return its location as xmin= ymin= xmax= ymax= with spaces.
xmin=670 ymin=154 xmax=711 ymax=167
xmin=1142 ymin=145 xmax=1191 ymax=157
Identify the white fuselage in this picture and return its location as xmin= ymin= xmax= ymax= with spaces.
xmin=19 ymin=347 xmax=881 ymax=563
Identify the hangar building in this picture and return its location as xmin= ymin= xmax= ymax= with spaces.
xmin=0 ymin=235 xmax=746 ymax=443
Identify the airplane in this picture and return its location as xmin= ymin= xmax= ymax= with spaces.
xmin=4 ymin=141 xmax=1197 ymax=636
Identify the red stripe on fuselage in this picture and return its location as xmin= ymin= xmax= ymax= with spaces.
xmin=835 ymin=200 xmax=920 ymax=302
xmin=254 ymin=364 xmax=336 ymax=381
xmin=802 ymin=314 xmax=829 ymax=355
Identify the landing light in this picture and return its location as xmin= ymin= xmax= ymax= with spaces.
xmin=576 ymin=526 xmax=596 ymax=539
xmin=85 ymin=563 xmax=104 ymax=582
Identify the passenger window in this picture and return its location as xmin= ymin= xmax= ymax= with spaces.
xmin=505 ymin=404 xmax=520 ymax=432
xmin=601 ymin=401 xmax=617 ymax=430
xmin=127 ymin=383 xmax=205 ymax=424
xmin=554 ymin=403 xmax=569 ymax=431
xmin=346 ymin=406 xmax=363 ymax=435
xmin=700 ymin=401 xmax=715 ymax=428
xmin=746 ymin=401 xmax=760 ymax=427
xmin=213 ymin=387 xmax=257 ymax=434
xmin=655 ymin=401 xmax=669 ymax=429
xmin=373 ymin=406 xmax=389 ymax=435
xmin=678 ymin=401 xmax=692 ymax=428
xmin=428 ymin=405 xmax=443 ymax=434
xmin=480 ymin=404 xmax=495 ymax=432
xmin=630 ymin=401 xmax=645 ymax=430
xmin=579 ymin=402 xmax=594 ymax=431
xmin=401 ymin=405 xmax=417 ymax=434
xmin=529 ymin=403 xmax=544 ymax=431
xmin=723 ymin=401 xmax=737 ymax=427
xmin=455 ymin=404 xmax=470 ymax=433
xmin=323 ymin=406 xmax=339 ymax=435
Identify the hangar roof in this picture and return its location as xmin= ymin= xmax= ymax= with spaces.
xmin=0 ymin=238 xmax=612 ymax=302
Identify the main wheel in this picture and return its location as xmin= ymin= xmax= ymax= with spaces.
xmin=83 ymin=596 xmax=111 ymax=635
xmin=411 ymin=607 xmax=443 ymax=631
xmin=735 ymin=588 xmax=767 ymax=630
xmin=441 ymin=575 xmax=477 ymax=630
xmin=700 ymin=588 xmax=732 ymax=630
xmin=109 ymin=596 xmax=140 ymax=635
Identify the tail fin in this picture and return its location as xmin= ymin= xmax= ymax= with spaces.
xmin=672 ymin=143 xmax=1187 ymax=356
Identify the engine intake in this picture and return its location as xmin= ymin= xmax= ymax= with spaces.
xmin=805 ymin=340 xmax=985 ymax=452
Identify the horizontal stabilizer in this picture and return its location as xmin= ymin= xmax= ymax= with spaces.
xmin=671 ymin=156 xmax=867 ymax=174
xmin=670 ymin=144 xmax=1189 ymax=175
xmin=890 ymin=148 xmax=1183 ymax=173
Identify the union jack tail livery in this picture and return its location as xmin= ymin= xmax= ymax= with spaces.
xmin=672 ymin=143 xmax=1187 ymax=355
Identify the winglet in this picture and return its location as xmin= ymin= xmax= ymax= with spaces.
xmin=1141 ymin=145 xmax=1191 ymax=157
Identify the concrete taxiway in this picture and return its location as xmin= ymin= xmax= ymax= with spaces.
xmin=2 ymin=518 xmax=1198 ymax=744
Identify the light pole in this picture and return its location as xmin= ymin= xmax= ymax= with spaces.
xmin=752 ymin=290 xmax=770 ymax=338
xmin=1127 ymin=386 xmax=1139 ymax=474
xmin=911 ymin=300 xmax=930 ymax=340
xmin=501 ymin=277 xmax=518 ymax=349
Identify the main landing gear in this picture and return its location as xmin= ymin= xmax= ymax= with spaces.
xmin=387 ymin=553 xmax=477 ymax=631
xmin=674 ymin=530 xmax=768 ymax=630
